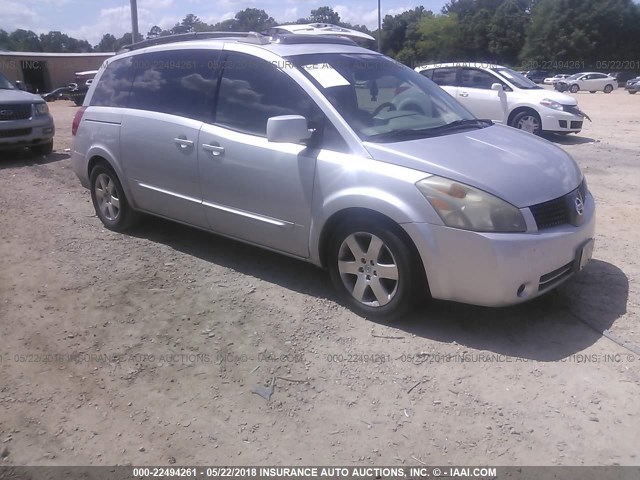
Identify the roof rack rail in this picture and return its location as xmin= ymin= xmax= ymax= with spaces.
xmin=268 ymin=33 xmax=357 ymax=46
xmin=119 ymin=31 xmax=269 ymax=52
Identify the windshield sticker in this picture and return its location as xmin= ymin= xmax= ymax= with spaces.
xmin=303 ymin=63 xmax=350 ymax=88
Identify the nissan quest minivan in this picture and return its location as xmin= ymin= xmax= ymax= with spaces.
xmin=71 ymin=33 xmax=595 ymax=320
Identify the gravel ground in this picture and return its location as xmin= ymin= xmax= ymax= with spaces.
xmin=1 ymin=90 xmax=639 ymax=466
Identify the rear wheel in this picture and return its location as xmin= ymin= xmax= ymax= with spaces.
xmin=90 ymin=164 xmax=139 ymax=231
xmin=604 ymin=84 xmax=613 ymax=94
xmin=629 ymin=90 xmax=637 ymax=94
xmin=570 ymin=84 xmax=579 ymax=93
xmin=328 ymin=219 xmax=421 ymax=321
xmin=511 ymin=110 xmax=542 ymax=135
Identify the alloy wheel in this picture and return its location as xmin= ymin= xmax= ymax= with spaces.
xmin=94 ymin=173 xmax=121 ymax=221
xmin=337 ymin=232 xmax=399 ymax=307
xmin=516 ymin=115 xmax=540 ymax=134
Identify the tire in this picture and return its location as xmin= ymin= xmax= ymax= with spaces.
xmin=327 ymin=219 xmax=422 ymax=321
xmin=604 ymin=84 xmax=613 ymax=94
xmin=629 ymin=90 xmax=637 ymax=94
xmin=589 ymin=91 xmax=596 ymax=94
xmin=570 ymin=84 xmax=579 ymax=93
xmin=90 ymin=164 xmax=139 ymax=232
xmin=510 ymin=110 xmax=542 ymax=136
xmin=31 ymin=140 xmax=53 ymax=156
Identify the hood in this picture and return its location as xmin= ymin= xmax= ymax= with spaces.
xmin=0 ymin=88 xmax=44 ymax=104
xmin=364 ymin=124 xmax=583 ymax=208
xmin=517 ymin=87 xmax=577 ymax=106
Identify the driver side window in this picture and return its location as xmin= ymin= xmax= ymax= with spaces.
xmin=460 ymin=68 xmax=502 ymax=90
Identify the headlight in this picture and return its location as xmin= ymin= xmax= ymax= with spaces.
xmin=540 ymin=98 xmax=564 ymax=111
xmin=416 ymin=176 xmax=527 ymax=233
xmin=34 ymin=103 xmax=49 ymax=115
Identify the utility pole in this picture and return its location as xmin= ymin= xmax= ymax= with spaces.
xmin=130 ymin=0 xmax=139 ymax=43
xmin=377 ymin=0 xmax=382 ymax=52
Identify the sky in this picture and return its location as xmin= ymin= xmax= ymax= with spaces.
xmin=1 ymin=0 xmax=451 ymax=46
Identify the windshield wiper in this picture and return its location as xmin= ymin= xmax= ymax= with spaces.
xmin=366 ymin=118 xmax=492 ymax=142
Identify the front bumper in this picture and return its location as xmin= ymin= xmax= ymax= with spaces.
xmin=540 ymin=108 xmax=587 ymax=133
xmin=0 ymin=114 xmax=55 ymax=150
xmin=403 ymin=192 xmax=596 ymax=307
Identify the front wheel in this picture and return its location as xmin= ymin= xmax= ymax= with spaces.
xmin=570 ymin=84 xmax=579 ymax=93
xmin=604 ymin=84 xmax=613 ymax=94
xmin=511 ymin=110 xmax=542 ymax=135
xmin=629 ymin=90 xmax=637 ymax=95
xmin=90 ymin=164 xmax=139 ymax=231
xmin=328 ymin=220 xmax=421 ymax=321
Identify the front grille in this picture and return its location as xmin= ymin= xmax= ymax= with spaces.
xmin=539 ymin=261 xmax=574 ymax=292
xmin=0 ymin=128 xmax=32 ymax=138
xmin=530 ymin=196 xmax=569 ymax=229
xmin=570 ymin=121 xmax=583 ymax=129
xmin=0 ymin=104 xmax=32 ymax=121
xmin=529 ymin=180 xmax=587 ymax=230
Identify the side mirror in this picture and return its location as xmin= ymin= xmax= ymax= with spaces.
xmin=491 ymin=83 xmax=504 ymax=92
xmin=266 ymin=115 xmax=312 ymax=144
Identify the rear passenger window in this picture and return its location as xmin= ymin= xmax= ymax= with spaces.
xmin=129 ymin=50 xmax=221 ymax=122
xmin=90 ymin=56 xmax=134 ymax=107
xmin=216 ymin=53 xmax=320 ymax=137
xmin=431 ymin=68 xmax=458 ymax=87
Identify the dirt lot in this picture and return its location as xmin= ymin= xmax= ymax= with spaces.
xmin=1 ymin=90 xmax=639 ymax=467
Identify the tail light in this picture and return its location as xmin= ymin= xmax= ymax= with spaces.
xmin=72 ymin=106 xmax=87 ymax=136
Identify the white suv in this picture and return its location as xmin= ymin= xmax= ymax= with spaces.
xmin=416 ymin=63 xmax=589 ymax=136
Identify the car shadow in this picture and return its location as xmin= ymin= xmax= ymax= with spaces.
xmin=378 ymin=259 xmax=628 ymax=361
xmin=543 ymin=134 xmax=598 ymax=145
xmin=127 ymin=216 xmax=628 ymax=362
xmin=0 ymin=150 xmax=69 ymax=170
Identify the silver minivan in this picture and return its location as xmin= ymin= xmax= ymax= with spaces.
xmin=71 ymin=33 xmax=595 ymax=320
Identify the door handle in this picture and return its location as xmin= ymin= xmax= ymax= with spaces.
xmin=174 ymin=137 xmax=194 ymax=149
xmin=202 ymin=143 xmax=225 ymax=156
xmin=459 ymin=92 xmax=469 ymax=97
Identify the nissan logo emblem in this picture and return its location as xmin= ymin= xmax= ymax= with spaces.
xmin=574 ymin=196 xmax=584 ymax=216
xmin=0 ymin=110 xmax=14 ymax=116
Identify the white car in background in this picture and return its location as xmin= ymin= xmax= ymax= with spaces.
xmin=556 ymin=72 xmax=618 ymax=93
xmin=416 ymin=62 xmax=589 ymax=136
xmin=543 ymin=74 xmax=570 ymax=85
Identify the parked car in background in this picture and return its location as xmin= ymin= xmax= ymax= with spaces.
xmin=625 ymin=76 xmax=640 ymax=94
xmin=417 ymin=63 xmax=589 ymax=136
xmin=608 ymin=71 xmax=639 ymax=88
xmin=0 ymin=71 xmax=55 ymax=155
xmin=71 ymin=33 xmax=595 ymax=320
xmin=543 ymin=74 xmax=570 ymax=85
xmin=67 ymin=70 xmax=98 ymax=106
xmin=555 ymin=72 xmax=618 ymax=93
xmin=524 ymin=70 xmax=550 ymax=84
xmin=41 ymin=84 xmax=76 ymax=102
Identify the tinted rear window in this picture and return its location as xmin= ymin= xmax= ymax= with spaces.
xmin=90 ymin=57 xmax=134 ymax=107
xmin=128 ymin=50 xmax=221 ymax=122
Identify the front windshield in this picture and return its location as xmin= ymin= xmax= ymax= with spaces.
xmin=287 ymin=53 xmax=480 ymax=142
xmin=567 ymin=74 xmax=582 ymax=80
xmin=491 ymin=67 xmax=541 ymax=90
xmin=0 ymin=73 xmax=16 ymax=90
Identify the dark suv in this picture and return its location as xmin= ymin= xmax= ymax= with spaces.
xmin=524 ymin=70 xmax=550 ymax=84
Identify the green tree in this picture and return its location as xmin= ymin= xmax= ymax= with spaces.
xmin=488 ymin=0 xmax=530 ymax=64
xmin=309 ymin=6 xmax=341 ymax=24
xmin=233 ymin=8 xmax=277 ymax=31
xmin=380 ymin=6 xmax=432 ymax=60
xmin=95 ymin=33 xmax=117 ymax=52
xmin=414 ymin=13 xmax=464 ymax=64
xmin=8 ymin=29 xmax=42 ymax=51
xmin=521 ymin=0 xmax=640 ymax=64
